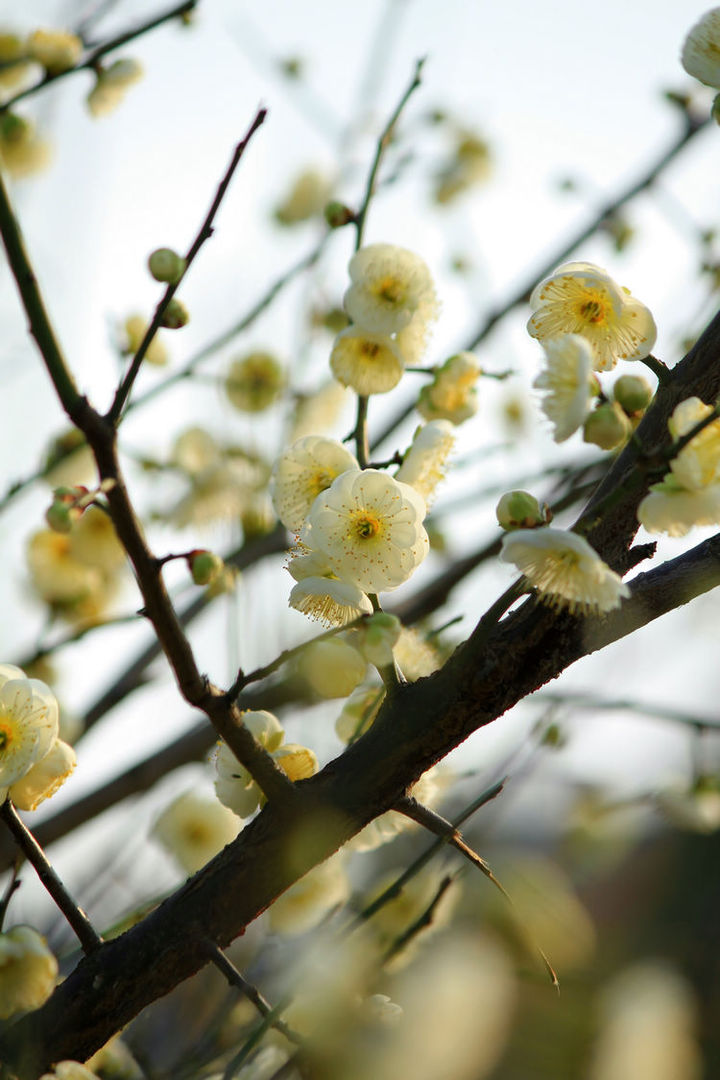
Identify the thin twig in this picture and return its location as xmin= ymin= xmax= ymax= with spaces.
xmin=353 ymin=778 xmax=506 ymax=925
xmin=0 ymin=801 xmax=102 ymax=955
xmin=353 ymin=57 xmax=425 ymax=249
xmin=228 ymin=618 xmax=363 ymax=699
xmin=204 ymin=941 xmax=303 ymax=1045
xmin=395 ymin=797 xmax=559 ymax=989
xmin=108 ymin=106 xmax=267 ymax=422
xmin=0 ymin=0 xmax=198 ymax=113
xmin=124 ymin=242 xmax=325 ymax=417
xmin=0 ymin=171 xmax=81 ymax=416
xmin=0 ymin=861 xmax=21 ymax=932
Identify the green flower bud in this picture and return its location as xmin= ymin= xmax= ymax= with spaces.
xmin=583 ymin=401 xmax=631 ymax=451
xmin=496 ymin=490 xmax=550 ymax=530
xmin=0 ymin=112 xmax=32 ymax=146
xmin=148 ymin=247 xmax=186 ymax=284
xmin=45 ymin=500 xmax=77 ymax=534
xmin=160 ymin=298 xmax=189 ymax=329
xmin=613 ymin=374 xmax=653 ymax=415
xmin=324 ymin=201 xmax=355 ymax=229
xmin=188 ymin=549 xmax=224 ymax=586
xmin=713 ymin=93 xmax=720 ymax=126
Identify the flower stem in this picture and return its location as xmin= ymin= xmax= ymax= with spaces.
xmin=1 ymin=800 xmax=103 ymax=954
xmin=353 ymin=56 xmax=425 ymax=250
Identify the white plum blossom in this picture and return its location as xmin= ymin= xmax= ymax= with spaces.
xmin=271 ymin=437 xmax=359 ymax=533
xmin=0 ymin=665 xmax=61 ymax=803
xmin=344 ymin=243 xmax=437 ymax=336
xmin=301 ymin=469 xmax=428 ymax=594
xmin=329 ymin=327 xmax=405 ymax=395
xmin=500 ymin=528 xmax=630 ymax=614
xmin=395 ymin=420 xmax=456 ymax=505
xmin=533 ymin=334 xmax=597 ymax=442
xmin=681 ymin=7 xmax=720 ymax=88
xmin=527 ymin=262 xmax=657 ymax=371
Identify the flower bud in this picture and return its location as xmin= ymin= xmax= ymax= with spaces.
xmin=496 ymin=490 xmax=550 ymax=530
xmin=324 ymin=201 xmax=355 ymax=228
xmin=614 ymin=374 xmax=653 ymax=415
xmin=714 ymin=93 xmax=720 ymax=126
xmin=160 ymin=298 xmax=189 ymax=329
xmin=27 ymin=28 xmax=82 ymax=75
xmin=297 ymin=639 xmax=366 ymax=699
xmin=357 ymin=612 xmax=402 ymax=668
xmin=188 ymin=549 xmax=224 ymax=586
xmin=45 ymin=501 xmax=78 ymax=534
xmin=583 ymin=401 xmax=632 ymax=451
xmin=148 ymin=247 xmax=186 ymax=284
xmin=0 ymin=112 xmax=32 ymax=146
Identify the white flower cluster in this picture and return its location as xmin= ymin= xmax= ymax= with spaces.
xmin=529 ymin=262 xmax=656 ymax=446
xmin=329 ymin=243 xmax=439 ymax=395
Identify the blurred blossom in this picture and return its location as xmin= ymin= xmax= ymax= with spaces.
xmin=225 ymin=351 xmax=285 ymax=413
xmin=418 ymin=352 xmax=480 ymax=425
xmin=433 ymin=129 xmax=492 ymax=205
xmin=341 ymin=930 xmax=515 ymax=1080
xmin=268 ymin=852 xmax=350 ymax=934
xmin=349 ymin=766 xmax=447 ymax=853
xmin=297 ymin=638 xmax=367 ymax=698
xmin=656 ymin=776 xmax=720 ymax=834
xmin=274 ymin=167 xmax=332 ymax=225
xmin=153 ymin=790 xmax=240 ymax=874
xmin=289 ymin=381 xmax=351 ymax=441
xmin=482 ymin=854 xmax=596 ymax=972
xmin=120 ymin=314 xmax=168 ymax=367
xmin=86 ymin=1034 xmax=144 ymax=1079
xmin=0 ymin=112 xmax=51 ymax=178
xmin=0 ymin=926 xmax=58 ymax=1019
xmin=589 ymin=961 xmax=701 ymax=1080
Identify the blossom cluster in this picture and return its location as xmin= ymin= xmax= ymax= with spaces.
xmin=329 ymin=243 xmax=439 ymax=394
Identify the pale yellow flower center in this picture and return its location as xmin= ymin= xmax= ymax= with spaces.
xmin=361 ymin=342 xmax=381 ymax=359
xmin=374 ymin=276 xmax=406 ymax=307
xmin=352 ymin=512 xmax=382 ymax=540
xmin=578 ymin=297 xmax=606 ymax=324
xmin=309 ymin=469 xmax=334 ymax=497
xmin=0 ymin=718 xmax=14 ymax=756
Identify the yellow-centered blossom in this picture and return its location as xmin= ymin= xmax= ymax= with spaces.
xmin=344 ymin=243 xmax=437 ymax=336
xmin=271 ymin=436 xmax=358 ymax=533
xmin=500 ymin=528 xmax=630 ymax=613
xmin=301 ymin=469 xmax=428 ymax=594
xmin=329 ymin=327 xmax=405 ymax=395
xmin=527 ymin=262 xmax=657 ymax=371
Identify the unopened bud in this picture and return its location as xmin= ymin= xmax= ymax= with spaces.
xmin=614 ymin=374 xmax=653 ymax=415
xmin=160 ymin=298 xmax=189 ymax=329
xmin=188 ymin=549 xmax=223 ymax=586
xmin=148 ymin=247 xmax=186 ymax=284
xmin=583 ymin=401 xmax=631 ymax=451
xmin=713 ymin=93 xmax=720 ymax=126
xmin=496 ymin=490 xmax=550 ymax=530
xmin=0 ymin=112 xmax=32 ymax=146
xmin=45 ymin=501 xmax=78 ymax=533
xmin=324 ymin=201 xmax=355 ymax=229
xmin=357 ymin=612 xmax=402 ymax=668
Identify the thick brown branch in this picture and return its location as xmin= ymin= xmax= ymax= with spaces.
xmin=3 ymin=526 xmax=720 ymax=1073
